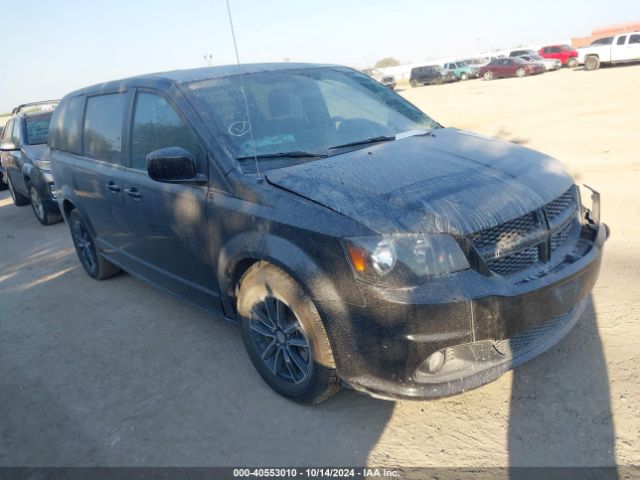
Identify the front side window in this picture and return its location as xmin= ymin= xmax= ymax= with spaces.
xmin=184 ymin=67 xmax=438 ymax=172
xmin=2 ymin=120 xmax=13 ymax=142
xmin=12 ymin=120 xmax=21 ymax=146
xmin=25 ymin=113 xmax=53 ymax=145
xmin=616 ymin=36 xmax=627 ymax=45
xmin=83 ymin=93 xmax=126 ymax=164
xmin=550 ymin=47 xmax=561 ymax=53
xmin=130 ymin=93 xmax=201 ymax=171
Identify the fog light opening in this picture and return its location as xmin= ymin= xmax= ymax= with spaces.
xmin=426 ymin=350 xmax=445 ymax=374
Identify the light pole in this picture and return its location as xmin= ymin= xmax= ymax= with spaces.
xmin=203 ymin=54 xmax=213 ymax=66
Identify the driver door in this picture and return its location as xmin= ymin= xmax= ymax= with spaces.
xmin=119 ymin=89 xmax=216 ymax=302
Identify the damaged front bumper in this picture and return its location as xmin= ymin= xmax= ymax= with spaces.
xmin=334 ymin=219 xmax=607 ymax=401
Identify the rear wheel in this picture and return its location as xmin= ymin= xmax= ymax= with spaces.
xmin=584 ymin=56 xmax=600 ymax=71
xmin=434 ymin=76 xmax=443 ymax=85
xmin=483 ymin=71 xmax=493 ymax=81
xmin=69 ymin=210 xmax=120 ymax=280
xmin=7 ymin=175 xmax=30 ymax=206
xmin=238 ymin=262 xmax=340 ymax=404
xmin=409 ymin=79 xmax=418 ymax=88
xmin=516 ymin=68 xmax=526 ymax=78
xmin=29 ymin=185 xmax=61 ymax=225
xmin=460 ymin=72 xmax=469 ymax=81
xmin=567 ymin=57 xmax=578 ymax=68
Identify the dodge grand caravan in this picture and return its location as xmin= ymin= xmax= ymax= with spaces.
xmin=50 ymin=63 xmax=607 ymax=404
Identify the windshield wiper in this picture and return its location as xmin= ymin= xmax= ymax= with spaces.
xmin=328 ymin=136 xmax=395 ymax=151
xmin=236 ymin=151 xmax=327 ymax=161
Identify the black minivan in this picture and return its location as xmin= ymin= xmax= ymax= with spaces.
xmin=50 ymin=63 xmax=607 ymax=404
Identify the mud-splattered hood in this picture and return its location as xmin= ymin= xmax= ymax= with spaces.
xmin=266 ymin=128 xmax=574 ymax=236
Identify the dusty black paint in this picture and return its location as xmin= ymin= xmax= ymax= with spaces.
xmin=50 ymin=63 xmax=607 ymax=400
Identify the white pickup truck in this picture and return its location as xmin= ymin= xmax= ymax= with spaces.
xmin=578 ymin=32 xmax=640 ymax=70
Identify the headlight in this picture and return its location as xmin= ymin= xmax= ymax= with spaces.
xmin=343 ymin=234 xmax=470 ymax=288
xmin=34 ymin=159 xmax=51 ymax=170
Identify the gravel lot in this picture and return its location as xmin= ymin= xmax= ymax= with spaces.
xmin=1 ymin=65 xmax=638 ymax=468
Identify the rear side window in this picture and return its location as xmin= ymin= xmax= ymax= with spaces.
xmin=130 ymin=93 xmax=201 ymax=171
xmin=49 ymin=96 xmax=84 ymax=154
xmin=616 ymin=36 xmax=627 ymax=45
xmin=630 ymin=34 xmax=640 ymax=44
xmin=83 ymin=93 xmax=126 ymax=164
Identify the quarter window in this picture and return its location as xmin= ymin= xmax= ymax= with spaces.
xmin=83 ymin=93 xmax=126 ymax=164
xmin=130 ymin=93 xmax=201 ymax=171
xmin=630 ymin=34 xmax=640 ymax=44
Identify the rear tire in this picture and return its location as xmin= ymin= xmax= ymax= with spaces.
xmin=29 ymin=185 xmax=62 ymax=225
xmin=7 ymin=175 xmax=30 ymax=206
xmin=69 ymin=209 xmax=120 ymax=280
xmin=237 ymin=262 xmax=340 ymax=404
xmin=516 ymin=68 xmax=526 ymax=78
xmin=409 ymin=79 xmax=418 ymax=88
xmin=584 ymin=56 xmax=600 ymax=71
xmin=460 ymin=72 xmax=469 ymax=81
xmin=434 ymin=76 xmax=443 ymax=85
xmin=567 ymin=57 xmax=578 ymax=68
xmin=483 ymin=71 xmax=493 ymax=81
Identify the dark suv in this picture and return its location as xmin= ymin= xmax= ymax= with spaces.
xmin=50 ymin=63 xmax=607 ymax=404
xmin=0 ymin=101 xmax=62 ymax=224
xmin=409 ymin=65 xmax=456 ymax=87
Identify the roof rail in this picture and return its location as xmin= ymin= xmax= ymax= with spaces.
xmin=11 ymin=100 xmax=60 ymax=116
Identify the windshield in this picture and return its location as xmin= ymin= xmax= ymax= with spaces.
xmin=25 ymin=113 xmax=52 ymax=145
xmin=184 ymin=67 xmax=439 ymax=172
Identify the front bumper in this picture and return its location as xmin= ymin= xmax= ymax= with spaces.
xmin=329 ymin=222 xmax=606 ymax=400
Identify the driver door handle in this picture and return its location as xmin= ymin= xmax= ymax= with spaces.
xmin=125 ymin=187 xmax=142 ymax=200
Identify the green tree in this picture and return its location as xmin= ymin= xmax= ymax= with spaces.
xmin=374 ymin=57 xmax=400 ymax=68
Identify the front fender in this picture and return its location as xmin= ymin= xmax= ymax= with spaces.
xmin=217 ymin=231 xmax=348 ymax=311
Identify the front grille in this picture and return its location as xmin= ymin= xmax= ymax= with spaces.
xmin=468 ymin=186 xmax=579 ymax=277
xmin=493 ymin=312 xmax=568 ymax=356
xmin=469 ymin=213 xmax=539 ymax=252
xmin=486 ymin=246 xmax=539 ymax=276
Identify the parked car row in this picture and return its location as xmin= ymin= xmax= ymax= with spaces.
xmin=0 ymin=62 xmax=608 ymax=406
xmin=0 ymin=101 xmax=62 ymax=224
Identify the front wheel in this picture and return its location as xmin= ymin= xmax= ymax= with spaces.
xmin=584 ymin=56 xmax=600 ymax=71
xmin=567 ymin=57 xmax=578 ymax=68
xmin=483 ymin=71 xmax=493 ymax=81
xmin=409 ymin=79 xmax=418 ymax=88
xmin=7 ymin=176 xmax=30 ymax=206
xmin=433 ymin=76 xmax=443 ymax=85
xmin=238 ymin=262 xmax=340 ymax=404
xmin=516 ymin=68 xmax=526 ymax=78
xmin=29 ymin=185 xmax=61 ymax=225
xmin=69 ymin=210 xmax=120 ymax=280
xmin=460 ymin=72 xmax=469 ymax=81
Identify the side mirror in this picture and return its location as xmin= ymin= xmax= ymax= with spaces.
xmin=0 ymin=141 xmax=18 ymax=152
xmin=146 ymin=147 xmax=206 ymax=184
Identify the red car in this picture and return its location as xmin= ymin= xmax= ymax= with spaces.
xmin=479 ymin=57 xmax=545 ymax=80
xmin=538 ymin=44 xmax=579 ymax=67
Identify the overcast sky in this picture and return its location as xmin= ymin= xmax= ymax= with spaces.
xmin=1 ymin=0 xmax=639 ymax=112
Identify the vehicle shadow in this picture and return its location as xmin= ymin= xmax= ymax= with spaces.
xmin=508 ymin=295 xmax=618 ymax=477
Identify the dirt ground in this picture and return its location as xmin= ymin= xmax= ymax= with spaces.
xmin=0 ymin=65 xmax=638 ymax=469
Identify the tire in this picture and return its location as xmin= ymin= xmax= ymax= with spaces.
xmin=7 ymin=175 xmax=30 ymax=206
xmin=29 ymin=185 xmax=62 ymax=225
xmin=567 ymin=57 xmax=578 ymax=68
xmin=0 ymin=173 xmax=7 ymax=191
xmin=409 ymin=79 xmax=418 ymax=88
xmin=68 ymin=209 xmax=120 ymax=280
xmin=460 ymin=72 xmax=469 ymax=81
xmin=584 ymin=56 xmax=600 ymax=71
xmin=516 ymin=68 xmax=526 ymax=78
xmin=434 ymin=76 xmax=443 ymax=85
xmin=237 ymin=262 xmax=340 ymax=404
xmin=483 ymin=71 xmax=493 ymax=81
